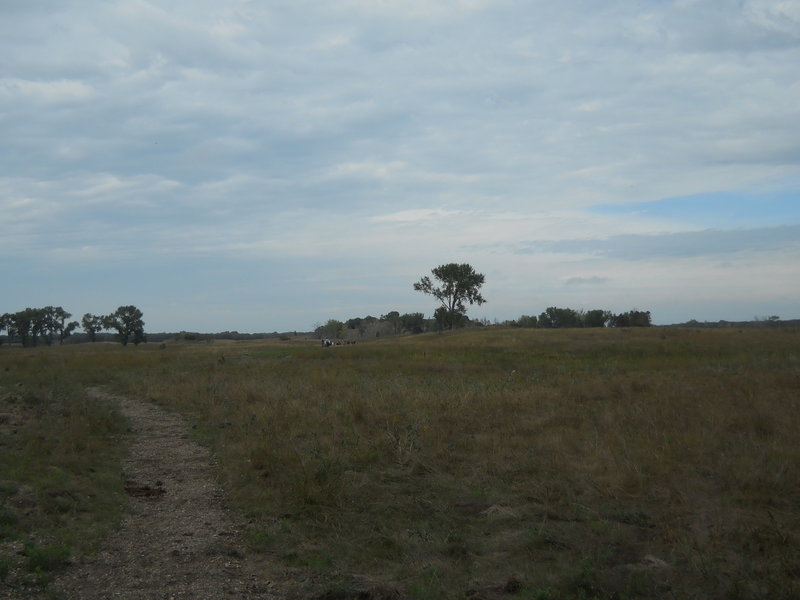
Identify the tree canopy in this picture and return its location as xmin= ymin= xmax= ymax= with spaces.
xmin=102 ymin=305 xmax=146 ymax=346
xmin=413 ymin=263 xmax=486 ymax=330
xmin=0 ymin=307 xmax=79 ymax=347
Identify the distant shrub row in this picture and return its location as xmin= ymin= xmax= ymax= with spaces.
xmin=505 ymin=307 xmax=652 ymax=329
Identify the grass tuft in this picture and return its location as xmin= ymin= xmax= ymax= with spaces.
xmin=24 ymin=543 xmax=71 ymax=573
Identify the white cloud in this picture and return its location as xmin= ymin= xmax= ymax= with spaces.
xmin=745 ymin=0 xmax=800 ymax=36
xmin=370 ymin=208 xmax=462 ymax=223
xmin=336 ymin=0 xmax=504 ymax=20
xmin=513 ymin=226 xmax=800 ymax=261
xmin=209 ymin=20 xmax=249 ymax=40
xmin=329 ymin=161 xmax=408 ymax=180
xmin=72 ymin=174 xmax=129 ymax=197
xmin=0 ymin=78 xmax=94 ymax=103
xmin=565 ymin=277 xmax=611 ymax=286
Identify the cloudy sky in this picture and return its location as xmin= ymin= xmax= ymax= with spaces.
xmin=2 ymin=0 xmax=799 ymax=333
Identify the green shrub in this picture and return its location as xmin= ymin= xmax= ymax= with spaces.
xmin=25 ymin=543 xmax=71 ymax=573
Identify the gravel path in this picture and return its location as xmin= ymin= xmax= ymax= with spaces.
xmin=53 ymin=389 xmax=282 ymax=600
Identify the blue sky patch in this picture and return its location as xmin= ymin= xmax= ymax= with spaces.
xmin=591 ymin=188 xmax=800 ymax=229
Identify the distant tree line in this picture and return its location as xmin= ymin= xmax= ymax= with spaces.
xmin=143 ymin=331 xmax=304 ymax=343
xmin=313 ymin=265 xmax=654 ymax=339
xmin=1 ymin=305 xmax=145 ymax=347
xmin=675 ymin=316 xmax=798 ymax=329
xmin=315 ymin=311 xmax=438 ymax=340
xmin=313 ymin=307 xmax=654 ymax=340
xmin=506 ymin=307 xmax=652 ymax=329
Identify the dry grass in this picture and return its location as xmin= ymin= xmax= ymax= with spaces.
xmin=2 ymin=328 xmax=799 ymax=599
xmin=116 ymin=327 xmax=800 ymax=599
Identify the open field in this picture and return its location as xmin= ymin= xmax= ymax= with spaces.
xmin=2 ymin=327 xmax=799 ymax=599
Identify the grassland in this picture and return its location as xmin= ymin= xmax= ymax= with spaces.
xmin=0 ymin=344 xmax=140 ymax=594
xmin=2 ymin=327 xmax=799 ymax=599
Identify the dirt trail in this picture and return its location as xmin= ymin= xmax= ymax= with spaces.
xmin=54 ymin=389 xmax=282 ymax=599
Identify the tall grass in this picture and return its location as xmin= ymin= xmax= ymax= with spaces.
xmin=116 ymin=328 xmax=800 ymax=599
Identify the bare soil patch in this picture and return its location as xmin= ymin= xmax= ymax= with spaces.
xmin=53 ymin=388 xmax=283 ymax=600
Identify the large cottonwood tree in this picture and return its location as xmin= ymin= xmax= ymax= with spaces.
xmin=413 ymin=263 xmax=486 ymax=330
xmin=103 ymin=305 xmax=146 ymax=346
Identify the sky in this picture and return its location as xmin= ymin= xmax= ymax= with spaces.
xmin=2 ymin=0 xmax=799 ymax=333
